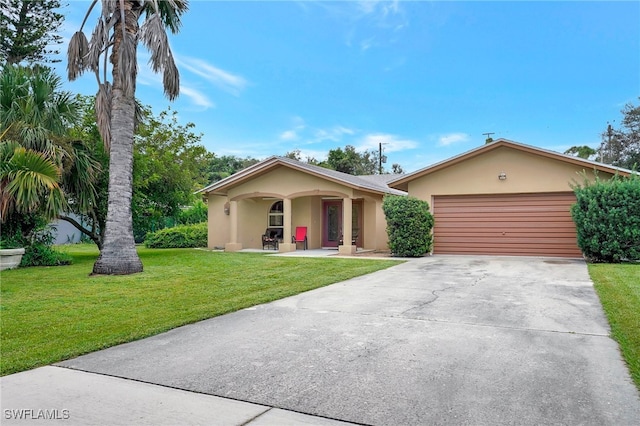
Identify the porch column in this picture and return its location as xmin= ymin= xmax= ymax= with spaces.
xmin=339 ymin=197 xmax=356 ymax=255
xmin=278 ymin=197 xmax=296 ymax=252
xmin=224 ymin=200 xmax=242 ymax=251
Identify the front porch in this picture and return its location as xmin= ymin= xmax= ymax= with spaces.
xmin=222 ymin=194 xmax=367 ymax=255
xmin=201 ymin=157 xmax=397 ymax=254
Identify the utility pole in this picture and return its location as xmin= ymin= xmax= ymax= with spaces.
xmin=483 ymin=132 xmax=495 ymax=144
xmin=378 ymin=142 xmax=388 ymax=174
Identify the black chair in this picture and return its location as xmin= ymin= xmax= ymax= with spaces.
xmin=261 ymin=229 xmax=279 ymax=250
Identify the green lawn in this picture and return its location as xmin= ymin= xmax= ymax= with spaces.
xmin=0 ymin=245 xmax=402 ymax=376
xmin=588 ymin=263 xmax=640 ymax=389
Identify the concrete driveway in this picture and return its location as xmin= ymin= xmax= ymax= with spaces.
xmin=5 ymin=256 xmax=640 ymax=425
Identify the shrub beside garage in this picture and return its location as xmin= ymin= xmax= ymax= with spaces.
xmin=383 ymin=195 xmax=434 ymax=257
xmin=571 ymin=174 xmax=640 ymax=262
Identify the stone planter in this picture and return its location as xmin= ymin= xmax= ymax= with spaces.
xmin=0 ymin=248 xmax=25 ymax=271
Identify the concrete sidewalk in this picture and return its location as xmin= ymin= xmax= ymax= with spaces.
xmin=1 ymin=366 xmax=355 ymax=425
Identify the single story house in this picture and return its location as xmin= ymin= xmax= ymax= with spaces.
xmin=199 ymin=139 xmax=632 ymax=258
xmin=199 ymin=156 xmax=405 ymax=255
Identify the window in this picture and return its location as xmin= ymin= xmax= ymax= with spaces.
xmin=268 ymin=201 xmax=283 ymax=227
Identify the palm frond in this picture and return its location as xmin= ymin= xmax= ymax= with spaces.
xmin=140 ymin=13 xmax=170 ymax=73
xmin=63 ymin=141 xmax=100 ymax=212
xmin=95 ymin=82 xmax=112 ymax=151
xmin=117 ymin=32 xmax=138 ymax=98
xmin=134 ymin=98 xmax=145 ymax=131
xmin=145 ymin=0 xmax=188 ymax=34
xmin=163 ymin=55 xmax=180 ymax=101
xmin=102 ymin=0 xmax=116 ymax=19
xmin=67 ymin=31 xmax=90 ymax=81
xmin=87 ymin=18 xmax=108 ymax=74
xmin=3 ymin=146 xmax=62 ymax=217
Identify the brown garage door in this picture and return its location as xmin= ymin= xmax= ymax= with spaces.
xmin=433 ymin=192 xmax=582 ymax=258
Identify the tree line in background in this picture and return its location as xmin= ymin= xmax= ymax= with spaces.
xmin=564 ymin=99 xmax=640 ymax=170
xmin=283 ymin=147 xmax=404 ymax=175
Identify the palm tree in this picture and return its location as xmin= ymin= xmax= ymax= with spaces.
xmin=68 ymin=0 xmax=188 ymax=275
xmin=0 ymin=65 xmax=79 ymax=165
xmin=0 ymin=64 xmax=85 ymax=239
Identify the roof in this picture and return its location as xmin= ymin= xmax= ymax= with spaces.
xmin=388 ymin=138 xmax=634 ymax=191
xmin=197 ymin=156 xmax=406 ymax=196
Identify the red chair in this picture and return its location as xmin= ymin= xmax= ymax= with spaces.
xmin=292 ymin=226 xmax=308 ymax=250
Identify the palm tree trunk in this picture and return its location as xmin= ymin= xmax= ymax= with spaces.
xmin=92 ymin=1 xmax=142 ymax=275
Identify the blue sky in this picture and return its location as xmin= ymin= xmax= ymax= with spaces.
xmin=55 ymin=1 xmax=640 ymax=173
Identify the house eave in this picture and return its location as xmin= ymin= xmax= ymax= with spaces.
xmin=197 ymin=156 xmax=404 ymax=197
xmin=387 ymin=138 xmax=634 ymax=190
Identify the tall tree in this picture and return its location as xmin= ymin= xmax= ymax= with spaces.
xmin=132 ymin=106 xmax=212 ymax=242
xmin=599 ymin=99 xmax=640 ymax=169
xmin=324 ymin=145 xmax=378 ymax=175
xmin=205 ymin=155 xmax=259 ymax=183
xmin=63 ymin=101 xmax=212 ymax=248
xmin=0 ymin=0 xmax=64 ymax=65
xmin=564 ymin=145 xmax=597 ymax=160
xmin=68 ymin=0 xmax=188 ymax=275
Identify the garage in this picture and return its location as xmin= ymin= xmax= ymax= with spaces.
xmin=387 ymin=139 xmax=630 ymax=258
xmin=433 ymin=192 xmax=582 ymax=257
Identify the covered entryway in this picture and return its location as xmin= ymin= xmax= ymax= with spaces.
xmin=322 ymin=200 xmax=363 ymax=248
xmin=433 ymin=192 xmax=582 ymax=257
xmin=200 ymin=156 xmax=397 ymax=253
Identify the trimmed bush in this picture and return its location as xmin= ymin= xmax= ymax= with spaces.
xmin=144 ymin=222 xmax=208 ymax=249
xmin=571 ymin=174 xmax=640 ymax=262
xmin=382 ymin=195 xmax=434 ymax=257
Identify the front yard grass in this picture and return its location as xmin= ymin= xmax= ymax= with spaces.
xmin=588 ymin=263 xmax=640 ymax=389
xmin=0 ymin=245 xmax=402 ymax=376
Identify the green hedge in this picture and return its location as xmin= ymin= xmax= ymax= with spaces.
xmin=571 ymin=174 xmax=640 ymax=262
xmin=144 ymin=222 xmax=208 ymax=249
xmin=382 ymin=195 xmax=434 ymax=257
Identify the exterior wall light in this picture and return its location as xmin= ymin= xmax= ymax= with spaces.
xmin=498 ymin=171 xmax=507 ymax=180
xmin=223 ymin=202 xmax=230 ymax=215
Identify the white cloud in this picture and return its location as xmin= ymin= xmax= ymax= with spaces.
xmin=438 ymin=133 xmax=470 ymax=147
xmin=177 ymin=56 xmax=247 ymax=96
xmin=360 ymin=37 xmax=375 ymax=51
xmin=357 ymin=0 xmax=378 ymax=15
xmin=357 ymin=133 xmax=419 ymax=153
xmin=279 ymin=116 xmax=306 ymax=141
xmin=313 ymin=126 xmax=356 ymax=142
xmin=280 ymin=130 xmax=299 ymax=141
xmin=179 ymin=86 xmax=215 ymax=109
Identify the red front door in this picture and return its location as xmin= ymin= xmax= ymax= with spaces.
xmin=322 ymin=201 xmax=342 ymax=247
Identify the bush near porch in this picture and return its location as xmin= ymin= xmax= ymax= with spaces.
xmin=144 ymin=222 xmax=207 ymax=248
xmin=383 ymin=195 xmax=434 ymax=257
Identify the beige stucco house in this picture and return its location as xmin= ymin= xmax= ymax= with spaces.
xmin=199 ymin=139 xmax=631 ymax=258
xmin=198 ymin=156 xmax=405 ymax=254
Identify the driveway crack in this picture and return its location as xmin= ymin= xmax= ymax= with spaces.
xmin=400 ymin=285 xmax=455 ymax=315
